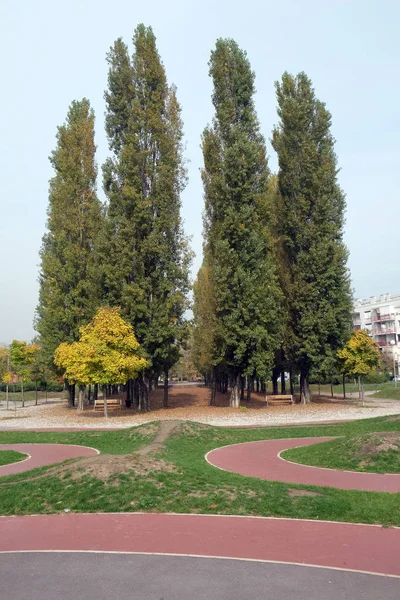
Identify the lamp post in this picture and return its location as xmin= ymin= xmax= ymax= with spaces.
xmin=390 ymin=339 xmax=397 ymax=387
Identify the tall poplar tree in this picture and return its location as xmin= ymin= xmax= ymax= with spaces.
xmin=199 ymin=39 xmax=281 ymax=407
xmin=272 ymin=72 xmax=352 ymax=403
xmin=36 ymin=99 xmax=101 ymax=406
xmin=99 ymin=25 xmax=191 ymax=410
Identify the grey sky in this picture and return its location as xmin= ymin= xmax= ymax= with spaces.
xmin=1 ymin=0 xmax=399 ymax=344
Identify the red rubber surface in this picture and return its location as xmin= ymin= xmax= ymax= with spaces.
xmin=206 ymin=438 xmax=400 ymax=492
xmin=0 ymin=444 xmax=98 ymax=476
xmin=0 ymin=513 xmax=399 ymax=576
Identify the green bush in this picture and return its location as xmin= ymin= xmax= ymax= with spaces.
xmin=363 ymin=371 xmax=390 ymax=384
xmin=0 ymin=380 xmax=64 ymax=393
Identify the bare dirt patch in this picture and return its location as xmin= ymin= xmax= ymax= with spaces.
xmin=57 ymin=453 xmax=179 ymax=482
xmin=355 ymin=432 xmax=400 ymax=458
xmin=288 ymin=488 xmax=322 ymax=497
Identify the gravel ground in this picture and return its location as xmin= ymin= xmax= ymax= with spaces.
xmin=0 ymin=387 xmax=399 ymax=429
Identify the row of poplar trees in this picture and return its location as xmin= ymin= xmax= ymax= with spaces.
xmin=36 ymin=25 xmax=191 ymax=410
xmin=192 ymin=39 xmax=352 ymax=406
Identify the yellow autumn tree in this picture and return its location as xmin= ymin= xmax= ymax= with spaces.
xmin=337 ymin=329 xmax=380 ymax=402
xmin=54 ymin=307 xmax=148 ymax=415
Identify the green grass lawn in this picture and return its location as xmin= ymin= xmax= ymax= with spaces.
xmin=310 ymin=381 xmax=398 ymax=397
xmin=282 ymin=432 xmax=400 ymax=474
xmin=370 ymin=386 xmax=400 ymax=400
xmin=0 ymin=417 xmax=400 ymax=525
xmin=0 ymin=450 xmax=28 ymax=467
xmin=0 ymin=390 xmax=65 ymax=403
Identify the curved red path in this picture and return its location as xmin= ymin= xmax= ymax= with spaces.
xmin=0 ymin=513 xmax=399 ymax=576
xmin=0 ymin=444 xmax=99 ymax=476
xmin=206 ymin=437 xmax=400 ymax=492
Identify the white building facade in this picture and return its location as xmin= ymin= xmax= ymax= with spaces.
xmin=353 ymin=293 xmax=400 ymax=375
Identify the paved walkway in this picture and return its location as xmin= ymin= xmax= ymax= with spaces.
xmin=0 ymin=513 xmax=400 ymax=577
xmin=0 ymin=444 xmax=98 ymax=476
xmin=206 ymin=437 xmax=400 ymax=492
xmin=2 ymin=552 xmax=399 ymax=600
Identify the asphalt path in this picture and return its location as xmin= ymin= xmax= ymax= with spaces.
xmin=1 ymin=552 xmax=399 ymax=600
xmin=206 ymin=437 xmax=400 ymax=492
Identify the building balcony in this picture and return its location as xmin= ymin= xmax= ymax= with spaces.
xmin=373 ymin=328 xmax=397 ymax=335
xmin=371 ymin=314 xmax=396 ymax=322
xmin=377 ymin=340 xmax=398 ymax=347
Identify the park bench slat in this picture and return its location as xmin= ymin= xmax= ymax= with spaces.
xmin=94 ymin=398 xmax=121 ymax=411
xmin=265 ymin=394 xmax=294 ymax=406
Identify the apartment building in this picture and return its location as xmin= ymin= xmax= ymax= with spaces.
xmin=353 ymin=293 xmax=400 ymax=374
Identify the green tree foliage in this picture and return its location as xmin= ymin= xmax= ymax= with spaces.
xmin=9 ymin=341 xmax=40 ymax=407
xmin=55 ymin=307 xmax=148 ymax=414
xmin=271 ymin=72 xmax=352 ymax=403
xmin=98 ymin=25 xmax=191 ymax=410
xmin=0 ymin=347 xmax=8 ymax=381
xmin=192 ymin=263 xmax=217 ymax=382
xmin=337 ymin=329 xmax=380 ymax=400
xmin=35 ymin=99 xmax=102 ymax=406
xmin=170 ymin=324 xmax=201 ymax=381
xmin=197 ymin=39 xmax=282 ymax=407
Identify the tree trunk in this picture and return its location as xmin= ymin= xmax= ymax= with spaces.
xmin=103 ymin=385 xmax=108 ymax=418
xmin=134 ymin=379 xmax=140 ymax=409
xmin=300 ymin=370 xmax=311 ymax=404
xmin=230 ymin=373 xmax=240 ymax=408
xmin=67 ymin=383 xmax=75 ymax=408
xmin=330 ymin=381 xmax=334 ymax=398
xmin=125 ymin=379 xmax=132 ymax=408
xmin=240 ymin=376 xmax=245 ymax=402
xmin=87 ymin=385 xmax=92 ymax=405
xmin=35 ymin=380 xmax=38 ymax=405
xmin=45 ymin=386 xmax=48 ymax=403
xmin=6 ymin=384 xmax=9 ymax=411
xmin=93 ymin=384 xmax=98 ymax=401
xmin=256 ymin=379 xmax=260 ymax=394
xmin=289 ymin=370 xmax=294 ymax=397
xmin=78 ymin=385 xmax=85 ymax=411
xmin=261 ymin=380 xmax=266 ymax=394
xmin=343 ymin=374 xmax=346 ymax=399
xmin=358 ymin=375 xmax=362 ymax=400
xmin=210 ymin=368 xmax=216 ymax=406
xmin=246 ymin=380 xmax=252 ymax=402
xmin=21 ymin=379 xmax=24 ymax=408
xmin=280 ymin=371 xmax=286 ymax=394
xmin=163 ymin=368 xmax=169 ymax=408
xmin=272 ymin=369 xmax=279 ymax=395
xmin=318 ymin=382 xmax=321 ymax=397
xmin=154 ymin=376 xmax=159 ymax=389
xmin=143 ymin=377 xmax=150 ymax=412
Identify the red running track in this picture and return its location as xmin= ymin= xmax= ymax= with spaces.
xmin=206 ymin=438 xmax=400 ymax=492
xmin=0 ymin=513 xmax=399 ymax=576
xmin=0 ymin=444 xmax=99 ymax=476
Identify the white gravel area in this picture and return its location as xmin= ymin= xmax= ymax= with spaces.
xmin=0 ymin=396 xmax=399 ymax=429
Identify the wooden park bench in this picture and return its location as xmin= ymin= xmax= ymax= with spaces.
xmin=94 ymin=398 xmax=121 ymax=412
xmin=265 ymin=394 xmax=294 ymax=407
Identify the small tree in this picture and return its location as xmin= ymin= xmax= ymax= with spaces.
xmin=9 ymin=341 xmax=40 ymax=407
xmin=55 ymin=307 xmax=148 ymax=416
xmin=337 ymin=330 xmax=380 ymax=402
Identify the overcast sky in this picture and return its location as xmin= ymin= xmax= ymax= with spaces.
xmin=1 ymin=0 xmax=399 ymax=344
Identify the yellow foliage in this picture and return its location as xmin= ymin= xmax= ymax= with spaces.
xmin=2 ymin=371 xmax=13 ymax=384
xmin=54 ymin=307 xmax=148 ymax=385
xmin=337 ymin=330 xmax=380 ymax=377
